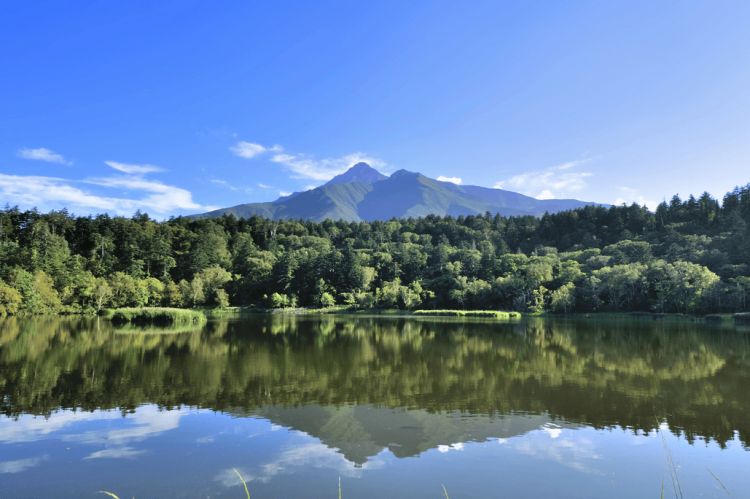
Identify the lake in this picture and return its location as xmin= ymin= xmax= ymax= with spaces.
xmin=1 ymin=315 xmax=749 ymax=498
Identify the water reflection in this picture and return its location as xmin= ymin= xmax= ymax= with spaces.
xmin=0 ymin=315 xmax=749 ymax=497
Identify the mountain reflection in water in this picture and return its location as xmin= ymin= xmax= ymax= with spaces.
xmin=1 ymin=315 xmax=749 ymax=498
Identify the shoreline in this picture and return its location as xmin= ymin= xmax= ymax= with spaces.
xmin=4 ymin=307 xmax=749 ymax=326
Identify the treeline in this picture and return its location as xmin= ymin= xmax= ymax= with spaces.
xmin=0 ymin=185 xmax=749 ymax=315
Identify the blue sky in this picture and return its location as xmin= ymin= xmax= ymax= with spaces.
xmin=1 ymin=0 xmax=749 ymax=217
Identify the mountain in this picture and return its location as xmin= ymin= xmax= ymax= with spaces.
xmin=325 ymin=161 xmax=387 ymax=186
xmin=196 ymin=162 xmax=600 ymax=221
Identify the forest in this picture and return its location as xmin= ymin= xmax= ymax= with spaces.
xmin=0 ymin=184 xmax=749 ymax=316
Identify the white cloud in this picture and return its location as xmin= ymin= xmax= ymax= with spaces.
xmin=230 ymin=141 xmax=281 ymax=159
xmin=270 ymin=151 xmax=385 ymax=181
xmin=231 ymin=140 xmax=385 ymax=182
xmin=85 ymin=447 xmax=145 ymax=460
xmin=0 ymin=410 xmax=121 ymax=444
xmin=0 ymin=174 xmax=116 ymax=212
xmin=211 ymin=179 xmax=240 ymax=191
xmin=278 ymin=191 xmax=292 ymax=197
xmin=257 ymin=183 xmax=271 ymax=189
xmin=66 ymin=406 xmax=186 ymax=461
xmin=85 ymin=176 xmax=212 ymax=214
xmin=18 ymin=147 xmax=71 ymax=165
xmin=510 ymin=427 xmax=602 ymax=474
xmin=536 ymin=189 xmax=554 ymax=200
xmin=0 ymin=170 xmax=215 ymax=217
xmin=613 ymin=186 xmax=659 ymax=211
xmin=0 ymin=455 xmax=49 ymax=474
xmin=216 ymin=441 xmax=385 ymax=487
xmin=542 ymin=423 xmax=563 ymax=439
xmin=494 ymin=158 xmax=592 ymax=200
xmin=105 ymin=160 xmax=164 ymax=175
xmin=437 ymin=176 xmax=463 ymax=185
xmin=437 ymin=442 xmax=465 ymax=453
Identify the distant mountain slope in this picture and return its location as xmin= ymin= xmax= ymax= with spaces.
xmin=197 ymin=162 xmax=601 ymax=221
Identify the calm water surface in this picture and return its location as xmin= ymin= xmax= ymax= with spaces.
xmin=1 ymin=315 xmax=749 ymax=498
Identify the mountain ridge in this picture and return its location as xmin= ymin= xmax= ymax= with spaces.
xmin=196 ymin=162 xmax=601 ymax=221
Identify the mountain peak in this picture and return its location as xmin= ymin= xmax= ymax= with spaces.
xmin=197 ymin=164 xmax=601 ymax=221
xmin=325 ymin=162 xmax=387 ymax=186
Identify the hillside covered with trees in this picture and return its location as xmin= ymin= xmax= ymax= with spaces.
xmin=1 ymin=185 xmax=749 ymax=315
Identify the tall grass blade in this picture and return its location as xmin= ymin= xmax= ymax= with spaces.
xmin=656 ymin=420 xmax=683 ymax=499
xmin=98 ymin=492 xmax=121 ymax=499
xmin=708 ymin=467 xmax=731 ymax=495
xmin=338 ymin=476 xmax=342 ymax=499
xmin=233 ymin=468 xmax=251 ymax=499
xmin=442 ymin=484 xmax=450 ymax=499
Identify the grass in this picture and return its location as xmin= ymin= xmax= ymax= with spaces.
xmin=234 ymin=468 xmax=251 ymax=499
xmin=97 ymin=478 xmax=456 ymax=498
xmin=108 ymin=307 xmax=207 ymax=327
xmin=413 ymin=309 xmax=522 ymax=319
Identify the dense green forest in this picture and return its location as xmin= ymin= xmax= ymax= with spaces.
xmin=1 ymin=185 xmax=749 ymax=315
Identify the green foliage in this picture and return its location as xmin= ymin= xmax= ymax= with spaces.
xmin=109 ymin=307 xmax=207 ymax=327
xmin=268 ymin=292 xmax=296 ymax=308
xmin=9 ymin=268 xmax=62 ymax=314
xmin=214 ymin=289 xmax=230 ymax=309
xmin=413 ymin=310 xmax=521 ymax=319
xmin=108 ymin=272 xmax=149 ymax=308
xmin=0 ymin=280 xmax=22 ymax=316
xmin=0 ymin=183 xmax=749 ymax=315
xmin=550 ymin=283 xmax=576 ymax=313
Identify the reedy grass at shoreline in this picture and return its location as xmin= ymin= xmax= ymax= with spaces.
xmin=413 ymin=309 xmax=522 ymax=319
xmin=107 ymin=307 xmax=207 ymax=327
xmin=102 ymin=305 xmax=750 ymax=325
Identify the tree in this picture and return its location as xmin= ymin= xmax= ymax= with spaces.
xmin=196 ymin=266 xmax=232 ymax=306
xmin=593 ymin=263 xmax=647 ymax=310
xmin=550 ymin=283 xmax=576 ymax=313
xmin=0 ymin=280 xmax=22 ymax=316
xmin=92 ymin=277 xmax=112 ymax=312
xmin=180 ymin=277 xmax=206 ymax=308
xmin=651 ymin=261 xmax=720 ymax=313
xmin=214 ymin=289 xmax=230 ymax=309
xmin=188 ymin=224 xmax=230 ymax=275
xmin=108 ymin=272 xmax=148 ymax=308
xmin=10 ymin=269 xmax=62 ymax=314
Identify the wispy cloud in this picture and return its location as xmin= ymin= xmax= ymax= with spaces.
xmin=509 ymin=425 xmax=602 ymax=474
xmin=230 ymin=140 xmax=385 ymax=182
xmin=437 ymin=442 xmax=465 ymax=453
xmin=437 ymin=176 xmax=462 ymax=185
xmin=270 ymin=151 xmax=384 ymax=181
xmin=0 ymin=455 xmax=49 ymax=474
xmin=85 ymin=447 xmax=145 ymax=460
xmin=494 ymin=158 xmax=593 ymax=200
xmin=257 ymin=183 xmax=272 ymax=189
xmin=18 ymin=147 xmax=71 ymax=165
xmin=216 ymin=441 xmax=384 ymax=487
xmin=279 ymin=190 xmax=292 ymax=197
xmin=0 ymin=163 xmax=215 ymax=217
xmin=0 ymin=410 xmax=121 ymax=444
xmin=230 ymin=141 xmax=280 ymax=159
xmin=211 ymin=179 xmax=237 ymax=190
xmin=105 ymin=160 xmax=164 ymax=175
xmin=613 ymin=186 xmax=659 ymax=211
